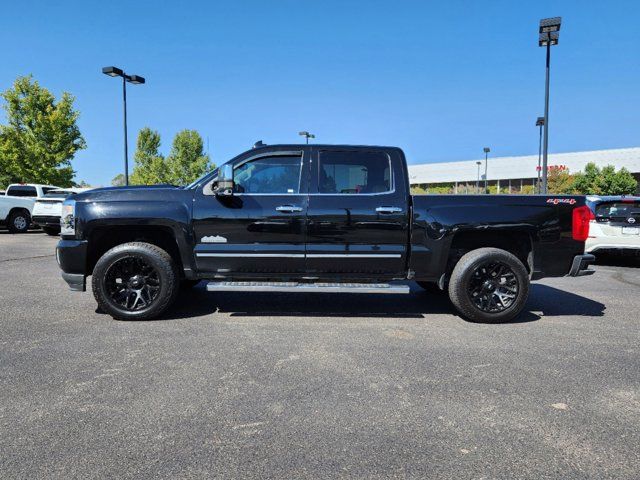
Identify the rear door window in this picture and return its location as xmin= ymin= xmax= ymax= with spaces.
xmin=318 ymin=151 xmax=392 ymax=194
xmin=6 ymin=186 xmax=37 ymax=197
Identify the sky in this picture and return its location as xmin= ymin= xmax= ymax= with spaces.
xmin=1 ymin=0 xmax=639 ymax=186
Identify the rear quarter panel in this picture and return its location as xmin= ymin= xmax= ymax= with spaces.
xmin=410 ymin=195 xmax=586 ymax=281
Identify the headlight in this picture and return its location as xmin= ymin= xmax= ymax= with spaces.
xmin=60 ymin=199 xmax=76 ymax=236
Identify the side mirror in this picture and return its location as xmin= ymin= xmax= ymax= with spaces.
xmin=215 ymin=164 xmax=234 ymax=196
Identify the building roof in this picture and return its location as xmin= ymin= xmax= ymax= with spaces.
xmin=407 ymin=147 xmax=640 ymax=184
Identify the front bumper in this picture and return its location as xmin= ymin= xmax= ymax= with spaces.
xmin=56 ymin=239 xmax=88 ymax=291
xmin=33 ymin=215 xmax=60 ymax=228
xmin=567 ymin=254 xmax=596 ymax=277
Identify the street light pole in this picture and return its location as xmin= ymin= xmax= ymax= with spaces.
xmin=483 ymin=147 xmax=490 ymax=194
xmin=102 ymin=66 xmax=146 ymax=186
xmin=298 ymin=131 xmax=315 ymax=144
xmin=538 ymin=17 xmax=561 ymax=194
xmin=122 ymin=75 xmax=128 ymax=186
xmin=536 ymin=117 xmax=545 ymax=194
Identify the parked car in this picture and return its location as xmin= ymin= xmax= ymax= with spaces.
xmin=32 ymin=188 xmax=92 ymax=236
xmin=0 ymin=195 xmax=36 ymax=233
xmin=1 ymin=184 xmax=61 ymax=233
xmin=585 ymin=195 xmax=640 ymax=256
xmin=56 ymin=143 xmax=595 ymax=323
xmin=5 ymin=184 xmax=60 ymax=198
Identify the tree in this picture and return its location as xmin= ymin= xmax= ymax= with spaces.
xmin=130 ymin=127 xmax=168 ymax=185
xmin=573 ymin=162 xmax=637 ymax=195
xmin=547 ymin=165 xmax=575 ymax=194
xmin=128 ymin=128 xmax=213 ymax=186
xmin=0 ymin=75 xmax=86 ymax=187
xmin=111 ymin=173 xmax=126 ymax=186
xmin=165 ymin=130 xmax=212 ymax=185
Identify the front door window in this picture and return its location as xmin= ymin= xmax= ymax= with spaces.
xmin=234 ymin=155 xmax=302 ymax=194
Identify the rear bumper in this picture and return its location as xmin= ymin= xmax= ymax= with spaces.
xmin=32 ymin=215 xmax=60 ymax=228
xmin=56 ymin=239 xmax=88 ymax=291
xmin=567 ymin=254 xmax=596 ymax=277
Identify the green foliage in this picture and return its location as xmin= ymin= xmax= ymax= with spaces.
xmin=410 ymin=185 xmax=427 ymax=194
xmin=0 ymin=75 xmax=86 ymax=187
xmin=130 ymin=127 xmax=167 ymax=185
xmin=520 ymin=184 xmax=536 ymax=195
xmin=547 ymin=166 xmax=575 ymax=194
xmin=573 ymin=162 xmax=637 ymax=195
xmin=427 ymin=183 xmax=454 ymax=194
xmin=111 ymin=173 xmax=126 ymax=186
xmin=129 ymin=128 xmax=213 ymax=186
xmin=166 ymin=130 xmax=211 ymax=185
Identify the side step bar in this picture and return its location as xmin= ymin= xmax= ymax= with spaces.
xmin=206 ymin=281 xmax=410 ymax=294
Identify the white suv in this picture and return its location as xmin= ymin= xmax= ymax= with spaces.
xmin=585 ymin=196 xmax=640 ymax=256
xmin=32 ymin=187 xmax=92 ymax=235
xmin=1 ymin=184 xmax=60 ymax=233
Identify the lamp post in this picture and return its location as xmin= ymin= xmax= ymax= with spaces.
xmin=476 ymin=161 xmax=482 ymax=194
xmin=535 ymin=116 xmax=545 ymax=193
xmin=483 ymin=147 xmax=490 ymax=194
xmin=298 ymin=131 xmax=315 ymax=144
xmin=102 ymin=66 xmax=146 ymax=186
xmin=538 ymin=17 xmax=561 ymax=194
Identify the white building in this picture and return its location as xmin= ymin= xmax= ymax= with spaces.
xmin=407 ymin=147 xmax=640 ymax=194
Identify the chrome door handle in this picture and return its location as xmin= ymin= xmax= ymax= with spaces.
xmin=376 ymin=206 xmax=403 ymax=214
xmin=276 ymin=205 xmax=303 ymax=213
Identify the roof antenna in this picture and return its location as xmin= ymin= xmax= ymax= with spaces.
xmin=253 ymin=140 xmax=266 ymax=149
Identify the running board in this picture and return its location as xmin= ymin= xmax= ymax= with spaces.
xmin=206 ymin=281 xmax=410 ymax=294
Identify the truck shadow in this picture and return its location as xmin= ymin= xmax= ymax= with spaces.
xmin=160 ymin=283 xmax=605 ymax=323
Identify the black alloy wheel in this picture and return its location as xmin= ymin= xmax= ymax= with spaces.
xmin=448 ymin=247 xmax=530 ymax=323
xmin=92 ymin=242 xmax=179 ymax=320
xmin=467 ymin=261 xmax=519 ymax=313
xmin=104 ymin=256 xmax=161 ymax=311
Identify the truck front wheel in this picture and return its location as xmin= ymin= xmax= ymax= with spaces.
xmin=448 ymin=247 xmax=530 ymax=323
xmin=92 ymin=242 xmax=179 ymax=320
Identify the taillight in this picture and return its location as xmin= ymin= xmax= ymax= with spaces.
xmin=572 ymin=205 xmax=594 ymax=241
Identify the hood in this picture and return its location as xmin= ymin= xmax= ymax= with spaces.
xmin=72 ymin=184 xmax=183 ymax=202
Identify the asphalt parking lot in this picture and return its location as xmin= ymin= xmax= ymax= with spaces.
xmin=1 ymin=231 xmax=639 ymax=479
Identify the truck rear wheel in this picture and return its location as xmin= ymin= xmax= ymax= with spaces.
xmin=92 ymin=242 xmax=179 ymax=320
xmin=448 ymin=247 xmax=529 ymax=323
xmin=7 ymin=210 xmax=30 ymax=233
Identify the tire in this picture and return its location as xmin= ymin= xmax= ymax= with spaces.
xmin=92 ymin=242 xmax=179 ymax=320
xmin=7 ymin=210 xmax=31 ymax=233
xmin=43 ymin=226 xmax=60 ymax=236
xmin=448 ymin=247 xmax=529 ymax=323
xmin=417 ymin=281 xmax=444 ymax=293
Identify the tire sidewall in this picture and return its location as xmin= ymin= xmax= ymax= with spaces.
xmin=449 ymin=248 xmax=530 ymax=323
xmin=92 ymin=243 xmax=177 ymax=320
xmin=8 ymin=211 xmax=30 ymax=233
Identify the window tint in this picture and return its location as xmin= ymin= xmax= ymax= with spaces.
xmin=6 ymin=186 xmax=37 ymax=197
xmin=595 ymin=201 xmax=640 ymax=219
xmin=41 ymin=187 xmax=57 ymax=195
xmin=318 ymin=151 xmax=391 ymax=194
xmin=44 ymin=191 xmax=74 ymax=199
xmin=234 ymin=155 xmax=302 ymax=194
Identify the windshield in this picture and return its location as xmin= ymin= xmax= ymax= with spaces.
xmin=185 ymin=167 xmax=219 ymax=189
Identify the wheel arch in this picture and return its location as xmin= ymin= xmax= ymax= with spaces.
xmin=86 ymin=225 xmax=193 ymax=278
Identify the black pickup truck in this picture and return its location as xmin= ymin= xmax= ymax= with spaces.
xmin=56 ymin=144 xmax=595 ymax=322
